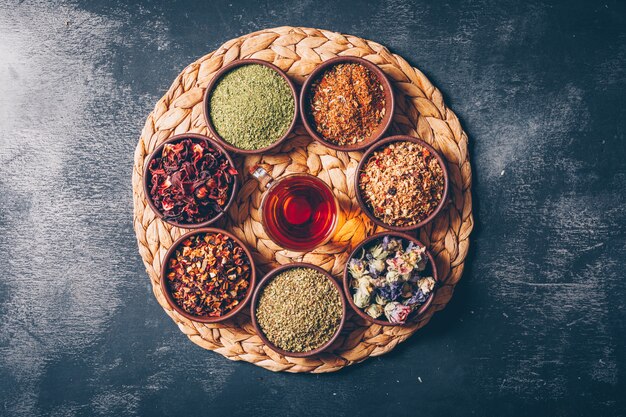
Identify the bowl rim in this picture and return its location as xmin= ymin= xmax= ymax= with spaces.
xmin=159 ymin=227 xmax=257 ymax=323
xmin=355 ymin=135 xmax=450 ymax=231
xmin=258 ymin=173 xmax=340 ymax=251
xmin=250 ymin=262 xmax=347 ymax=358
xmin=203 ymin=58 xmax=299 ymax=155
xmin=299 ymin=56 xmax=395 ymax=151
xmin=142 ymin=133 xmax=239 ymax=229
xmin=342 ymin=231 xmax=439 ymax=326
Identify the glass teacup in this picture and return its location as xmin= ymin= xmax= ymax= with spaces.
xmin=251 ymin=165 xmax=339 ymax=251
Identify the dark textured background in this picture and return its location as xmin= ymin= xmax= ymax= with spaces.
xmin=1 ymin=0 xmax=625 ymax=416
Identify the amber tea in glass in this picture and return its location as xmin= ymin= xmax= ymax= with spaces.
xmin=253 ymin=168 xmax=338 ymax=251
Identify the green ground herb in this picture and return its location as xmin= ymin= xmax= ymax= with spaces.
xmin=255 ymin=267 xmax=342 ymax=353
xmin=209 ymin=64 xmax=295 ymax=150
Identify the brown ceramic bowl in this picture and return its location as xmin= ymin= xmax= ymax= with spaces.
xmin=250 ymin=262 xmax=347 ymax=358
xmin=203 ymin=59 xmax=299 ymax=155
xmin=160 ymin=228 xmax=257 ymax=323
xmin=343 ymin=231 xmax=439 ymax=326
xmin=299 ymin=56 xmax=395 ymax=151
xmin=142 ymin=133 xmax=238 ymax=229
xmin=355 ymin=135 xmax=449 ymax=232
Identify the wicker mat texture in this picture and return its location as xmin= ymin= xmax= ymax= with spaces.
xmin=132 ymin=26 xmax=473 ymax=373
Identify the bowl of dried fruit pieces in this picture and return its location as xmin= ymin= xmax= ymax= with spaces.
xmin=343 ymin=232 xmax=438 ymax=326
xmin=160 ymin=228 xmax=256 ymax=323
xmin=143 ymin=133 xmax=239 ymax=228
xmin=356 ymin=135 xmax=449 ymax=231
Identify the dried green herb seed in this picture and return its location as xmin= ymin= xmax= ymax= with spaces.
xmin=255 ymin=267 xmax=342 ymax=353
xmin=209 ymin=64 xmax=295 ymax=150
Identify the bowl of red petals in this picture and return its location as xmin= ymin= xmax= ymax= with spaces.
xmin=143 ymin=133 xmax=238 ymax=228
xmin=160 ymin=228 xmax=256 ymax=323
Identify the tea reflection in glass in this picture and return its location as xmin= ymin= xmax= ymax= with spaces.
xmin=261 ymin=175 xmax=338 ymax=251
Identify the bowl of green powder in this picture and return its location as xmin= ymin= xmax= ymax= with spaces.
xmin=251 ymin=263 xmax=346 ymax=358
xmin=204 ymin=59 xmax=298 ymax=154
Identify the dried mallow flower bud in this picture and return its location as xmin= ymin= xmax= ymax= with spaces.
xmin=418 ymin=277 xmax=436 ymax=295
xmin=356 ymin=277 xmax=374 ymax=294
xmin=364 ymin=304 xmax=384 ymax=319
xmin=384 ymin=302 xmax=412 ymax=324
xmin=368 ymin=258 xmax=386 ymax=275
xmin=348 ymin=258 xmax=368 ymax=279
xmin=353 ymin=287 xmax=372 ymax=309
xmin=368 ymin=243 xmax=388 ymax=260
xmin=385 ymin=270 xmax=403 ymax=284
xmin=374 ymin=293 xmax=388 ymax=305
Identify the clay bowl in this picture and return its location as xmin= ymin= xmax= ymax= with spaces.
xmin=250 ymin=262 xmax=347 ymax=358
xmin=299 ymin=56 xmax=395 ymax=151
xmin=160 ymin=228 xmax=257 ymax=323
xmin=203 ymin=58 xmax=299 ymax=155
xmin=143 ymin=133 xmax=238 ymax=229
xmin=343 ymin=231 xmax=439 ymax=326
xmin=355 ymin=135 xmax=449 ymax=232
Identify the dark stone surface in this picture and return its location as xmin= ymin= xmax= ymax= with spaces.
xmin=1 ymin=0 xmax=625 ymax=416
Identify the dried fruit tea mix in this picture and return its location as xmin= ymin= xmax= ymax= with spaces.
xmin=166 ymin=232 xmax=252 ymax=318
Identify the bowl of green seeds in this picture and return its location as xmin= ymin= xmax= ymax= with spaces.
xmin=251 ymin=263 xmax=346 ymax=358
xmin=203 ymin=59 xmax=298 ymax=154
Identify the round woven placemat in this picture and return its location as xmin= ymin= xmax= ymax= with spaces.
xmin=132 ymin=26 xmax=473 ymax=373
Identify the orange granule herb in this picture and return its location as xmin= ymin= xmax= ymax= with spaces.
xmin=309 ymin=63 xmax=385 ymax=146
xmin=359 ymin=141 xmax=445 ymax=227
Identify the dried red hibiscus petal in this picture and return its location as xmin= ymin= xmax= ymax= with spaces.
xmin=148 ymin=138 xmax=237 ymax=224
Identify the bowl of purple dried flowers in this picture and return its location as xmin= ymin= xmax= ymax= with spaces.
xmin=343 ymin=232 xmax=438 ymax=326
